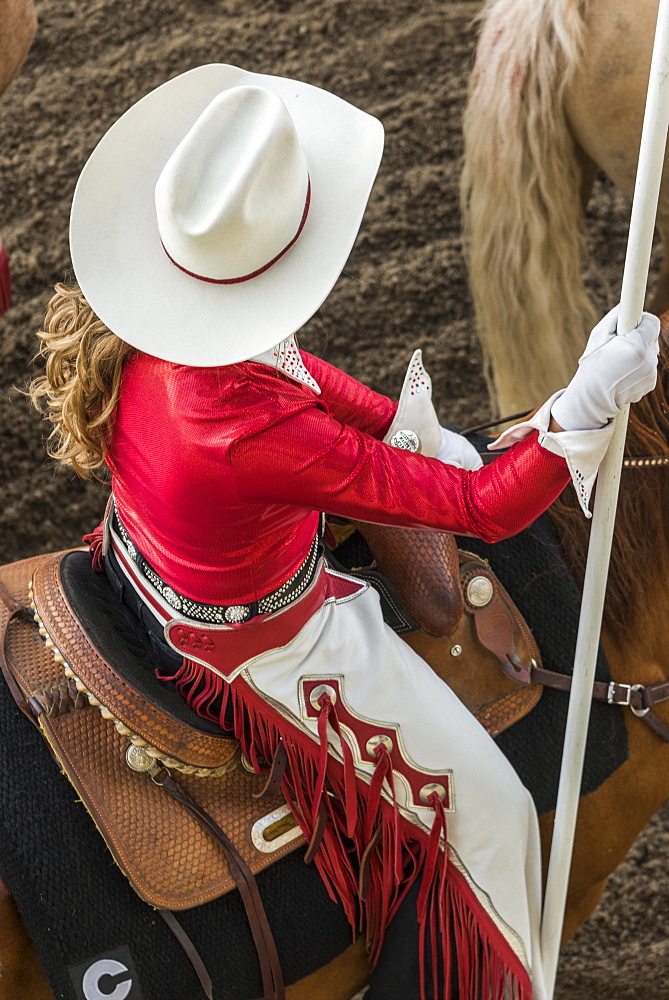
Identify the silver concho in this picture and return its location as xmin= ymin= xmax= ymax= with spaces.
xmin=225 ymin=605 xmax=250 ymax=623
xmin=419 ymin=782 xmax=447 ymax=805
xmin=125 ymin=744 xmax=156 ymax=773
xmin=389 ymin=429 xmax=421 ymax=453
xmin=366 ymin=734 xmax=393 ymax=758
xmin=466 ymin=575 xmax=494 ymax=609
xmin=309 ymin=683 xmax=337 ymax=711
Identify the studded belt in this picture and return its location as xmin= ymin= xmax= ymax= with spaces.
xmin=111 ymin=505 xmax=322 ymax=625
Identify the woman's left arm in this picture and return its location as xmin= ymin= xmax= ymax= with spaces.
xmin=231 ymin=404 xmax=570 ymax=543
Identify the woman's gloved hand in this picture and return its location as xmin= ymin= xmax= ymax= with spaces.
xmin=551 ymin=305 xmax=660 ymax=431
xmin=435 ymin=427 xmax=483 ymax=470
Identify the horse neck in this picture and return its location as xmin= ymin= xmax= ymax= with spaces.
xmin=549 ymin=498 xmax=669 ymax=692
xmin=548 ymin=392 xmax=669 ymax=677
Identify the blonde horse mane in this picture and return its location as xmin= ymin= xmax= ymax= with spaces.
xmin=461 ymin=0 xmax=597 ymax=416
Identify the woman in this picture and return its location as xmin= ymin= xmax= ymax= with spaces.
xmin=31 ymin=64 xmax=659 ymax=1000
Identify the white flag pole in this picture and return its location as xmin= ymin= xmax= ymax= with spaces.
xmin=540 ymin=0 xmax=669 ymax=993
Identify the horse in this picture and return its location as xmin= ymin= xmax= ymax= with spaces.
xmin=1 ymin=325 xmax=668 ymax=1000
xmin=460 ymin=0 xmax=669 ymax=417
xmin=0 ymin=0 xmax=36 ymax=312
xmin=0 ymin=0 xmax=36 ymax=99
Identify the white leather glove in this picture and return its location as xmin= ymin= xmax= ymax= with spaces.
xmin=435 ymin=427 xmax=483 ymax=470
xmin=551 ymin=305 xmax=660 ymax=431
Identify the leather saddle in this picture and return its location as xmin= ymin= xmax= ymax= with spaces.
xmin=344 ymin=521 xmax=543 ymax=738
xmin=0 ymin=525 xmax=543 ymax=914
xmin=0 ymin=550 xmax=305 ymax=913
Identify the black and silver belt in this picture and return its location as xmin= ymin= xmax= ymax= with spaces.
xmin=111 ymin=505 xmax=322 ymax=625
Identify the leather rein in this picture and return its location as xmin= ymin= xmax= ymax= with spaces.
xmin=460 ymin=409 xmax=669 ymax=469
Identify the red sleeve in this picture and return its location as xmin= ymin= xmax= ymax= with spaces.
xmin=230 ymin=405 xmax=570 ymax=543
xmin=301 ymin=351 xmax=397 ymax=439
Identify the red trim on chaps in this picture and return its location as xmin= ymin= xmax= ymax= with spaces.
xmin=165 ymin=569 xmax=363 ymax=680
xmin=83 ymin=521 xmax=105 ymax=572
xmin=301 ymin=675 xmax=453 ymax=815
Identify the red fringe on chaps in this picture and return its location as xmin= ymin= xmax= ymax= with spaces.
xmin=166 ymin=656 xmax=533 ymax=1000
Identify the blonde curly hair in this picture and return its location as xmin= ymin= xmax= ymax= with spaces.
xmin=29 ymin=283 xmax=134 ymax=478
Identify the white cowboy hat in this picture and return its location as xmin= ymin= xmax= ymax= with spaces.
xmin=70 ymin=64 xmax=384 ymax=366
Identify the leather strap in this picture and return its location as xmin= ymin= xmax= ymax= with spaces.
xmin=0 ymin=595 xmax=40 ymax=727
xmin=28 ymin=678 xmax=88 ymax=719
xmin=0 ymin=579 xmax=33 ymax=618
xmin=253 ymin=740 xmax=288 ymax=801
xmin=457 ymin=557 xmax=669 ymax=743
xmin=158 ymin=910 xmax=214 ymax=1000
xmin=303 ymin=798 xmax=327 ymax=865
xmin=526 ymin=665 xmax=669 ymax=743
xmin=460 ymin=557 xmax=542 ymax=680
xmin=152 ymin=768 xmax=285 ymax=1000
xmin=638 ymin=710 xmax=669 ymax=742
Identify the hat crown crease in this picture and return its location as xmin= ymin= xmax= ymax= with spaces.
xmin=155 ymin=86 xmax=309 ymax=280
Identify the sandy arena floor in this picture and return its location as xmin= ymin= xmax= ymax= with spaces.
xmin=1 ymin=1 xmax=668 ymax=996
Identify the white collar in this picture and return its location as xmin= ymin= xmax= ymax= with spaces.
xmin=250 ymin=335 xmax=321 ymax=394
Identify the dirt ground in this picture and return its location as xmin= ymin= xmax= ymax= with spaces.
xmin=1 ymin=1 xmax=668 ymax=997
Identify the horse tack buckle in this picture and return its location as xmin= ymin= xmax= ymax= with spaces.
xmin=607 ymin=681 xmax=632 ymax=706
xmin=607 ymin=681 xmax=650 ymax=717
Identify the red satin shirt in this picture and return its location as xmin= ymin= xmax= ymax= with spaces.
xmin=107 ymin=350 xmax=570 ymax=605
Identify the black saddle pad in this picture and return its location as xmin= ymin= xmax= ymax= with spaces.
xmin=60 ymin=550 xmax=223 ymax=737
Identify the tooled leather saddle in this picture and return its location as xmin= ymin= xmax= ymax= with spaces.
xmin=0 ymin=525 xmax=545 ymax=997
